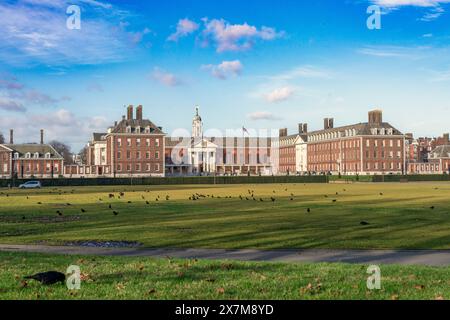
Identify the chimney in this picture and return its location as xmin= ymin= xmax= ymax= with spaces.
xmin=122 ymin=115 xmax=125 ymax=121
xmin=114 ymin=121 xmax=118 ymax=127
xmin=40 ymin=129 xmax=44 ymax=144
xmin=279 ymin=128 xmax=287 ymax=137
xmin=443 ymin=133 xmax=449 ymax=143
xmin=324 ymin=118 xmax=330 ymax=130
xmin=302 ymin=123 xmax=308 ymax=133
xmin=136 ymin=105 xmax=143 ymax=121
xmin=328 ymin=118 xmax=334 ymax=129
xmin=298 ymin=123 xmax=304 ymax=134
xmin=9 ymin=129 xmax=13 ymax=144
xmin=368 ymin=110 xmax=383 ymax=125
xmin=127 ymin=105 xmax=134 ymax=120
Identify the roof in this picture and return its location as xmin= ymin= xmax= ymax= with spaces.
xmin=165 ymin=136 xmax=272 ymax=148
xmin=430 ymin=145 xmax=450 ymax=158
xmin=92 ymin=133 xmax=107 ymax=142
xmin=2 ymin=143 xmax=63 ymax=159
xmin=307 ymin=122 xmax=403 ymax=137
xmin=110 ymin=119 xmax=165 ymax=135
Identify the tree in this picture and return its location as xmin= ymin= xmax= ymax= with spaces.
xmin=0 ymin=132 xmax=4 ymax=144
xmin=49 ymin=140 xmax=74 ymax=164
xmin=78 ymin=145 xmax=88 ymax=165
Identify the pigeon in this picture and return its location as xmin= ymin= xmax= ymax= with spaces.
xmin=360 ymin=221 xmax=370 ymax=226
xmin=24 ymin=271 xmax=65 ymax=285
xmin=80 ymin=208 xmax=86 ymax=213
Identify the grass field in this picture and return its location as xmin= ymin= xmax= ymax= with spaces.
xmin=0 ymin=251 xmax=448 ymax=300
xmin=0 ymin=182 xmax=449 ymax=249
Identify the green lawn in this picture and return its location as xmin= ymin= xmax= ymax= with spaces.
xmin=0 ymin=251 xmax=448 ymax=300
xmin=0 ymin=182 xmax=449 ymax=249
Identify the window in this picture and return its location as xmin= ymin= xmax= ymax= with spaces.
xmin=146 ymin=151 xmax=150 ymax=159
xmin=397 ymin=140 xmax=401 ymax=147
xmin=127 ymin=151 xmax=131 ymax=159
xmin=155 ymin=163 xmax=160 ymax=171
xmin=136 ymin=127 xmax=141 ymax=134
xmin=126 ymin=126 xmax=131 ymax=133
xmin=117 ymin=164 xmax=122 ymax=172
xmin=146 ymin=163 xmax=151 ymax=171
xmin=34 ymin=152 xmax=39 ymax=158
xmin=155 ymin=139 xmax=160 ymax=147
xmin=117 ymin=138 xmax=122 ymax=147
xmin=127 ymin=138 xmax=131 ymax=147
xmin=155 ymin=151 xmax=160 ymax=159
xmin=390 ymin=140 xmax=394 ymax=147
xmin=3 ymin=164 xmax=8 ymax=173
xmin=117 ymin=151 xmax=122 ymax=159
xmin=45 ymin=153 xmax=51 ymax=159
xmin=136 ymin=151 xmax=141 ymax=159
xmin=126 ymin=164 xmax=131 ymax=172
xmin=136 ymin=138 xmax=141 ymax=147
xmin=135 ymin=164 xmax=141 ymax=172
xmin=366 ymin=140 xmax=370 ymax=147
xmin=14 ymin=153 xmax=19 ymax=159
xmin=25 ymin=152 xmax=31 ymax=159
xmin=146 ymin=139 xmax=150 ymax=147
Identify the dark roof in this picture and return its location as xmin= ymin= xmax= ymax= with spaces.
xmin=430 ymin=145 xmax=450 ymax=158
xmin=165 ymin=136 xmax=272 ymax=148
xmin=110 ymin=119 xmax=164 ymax=134
xmin=2 ymin=144 xmax=63 ymax=159
xmin=92 ymin=133 xmax=107 ymax=142
xmin=307 ymin=122 xmax=403 ymax=136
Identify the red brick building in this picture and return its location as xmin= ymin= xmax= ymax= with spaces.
xmin=307 ymin=110 xmax=405 ymax=175
xmin=408 ymin=145 xmax=450 ymax=174
xmin=0 ymin=129 xmax=63 ymax=179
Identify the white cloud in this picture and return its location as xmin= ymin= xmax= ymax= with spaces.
xmin=2 ymin=109 xmax=109 ymax=147
xmin=201 ymin=60 xmax=243 ymax=79
xmin=372 ymin=0 xmax=450 ymax=7
xmin=247 ymin=111 xmax=281 ymax=121
xmin=265 ymin=87 xmax=295 ymax=103
xmin=151 ymin=68 xmax=182 ymax=87
xmin=167 ymin=18 xmax=199 ymax=42
xmin=0 ymin=1 xmax=137 ymax=66
xmin=0 ymin=98 xmax=26 ymax=113
xmin=201 ymin=18 xmax=284 ymax=52
xmin=269 ymin=66 xmax=332 ymax=81
xmin=422 ymin=33 xmax=434 ymax=37
xmin=357 ymin=46 xmax=426 ymax=58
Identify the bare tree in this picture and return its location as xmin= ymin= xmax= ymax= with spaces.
xmin=0 ymin=132 xmax=4 ymax=144
xmin=49 ymin=140 xmax=74 ymax=164
xmin=78 ymin=145 xmax=88 ymax=165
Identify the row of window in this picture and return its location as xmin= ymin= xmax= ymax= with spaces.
xmin=117 ymin=151 xmax=160 ymax=160
xmin=365 ymin=162 xmax=402 ymax=170
xmin=13 ymin=152 xmax=52 ymax=159
xmin=116 ymin=163 xmax=160 ymax=172
xmin=117 ymin=138 xmax=160 ymax=148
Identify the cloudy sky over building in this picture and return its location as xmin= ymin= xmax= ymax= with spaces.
xmin=0 ymin=0 xmax=449 ymax=150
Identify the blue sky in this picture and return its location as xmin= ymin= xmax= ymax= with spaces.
xmin=0 ymin=0 xmax=449 ymax=151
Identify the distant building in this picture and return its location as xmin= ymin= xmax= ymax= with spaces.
xmin=0 ymin=129 xmax=63 ymax=179
xmin=408 ymin=145 xmax=450 ymax=174
xmin=306 ymin=110 xmax=406 ymax=175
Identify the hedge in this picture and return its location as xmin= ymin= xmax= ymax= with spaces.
xmin=0 ymin=175 xmax=328 ymax=187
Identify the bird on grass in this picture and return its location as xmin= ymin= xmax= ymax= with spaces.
xmin=379 ymin=193 xmax=383 ymax=196
xmin=306 ymin=208 xmax=311 ymax=213
xmin=127 ymin=201 xmax=132 ymax=204
xmin=360 ymin=221 xmax=370 ymax=226
xmin=113 ymin=211 xmax=119 ymax=216
xmin=332 ymin=199 xmax=337 ymax=203
xmin=108 ymin=204 xmax=112 ymax=209
xmin=80 ymin=208 xmax=86 ymax=213
xmin=271 ymin=197 xmax=276 ymax=202
xmin=37 ymin=202 xmax=42 ymax=205
xmin=430 ymin=206 xmax=435 ymax=210
xmin=260 ymin=198 xmax=264 ymax=202
xmin=290 ymin=198 xmax=294 ymax=201
xmin=146 ymin=201 xmax=150 ymax=205
xmin=24 ymin=271 xmax=65 ymax=285
xmin=66 ymin=203 xmax=71 ymax=206
xmin=56 ymin=210 xmax=63 ymax=216
xmin=120 ymin=192 xmax=125 ymax=196
xmin=166 ymin=195 xmax=170 ymax=201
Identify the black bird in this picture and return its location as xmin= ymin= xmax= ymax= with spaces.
xmin=80 ymin=208 xmax=86 ymax=213
xmin=56 ymin=210 xmax=62 ymax=216
xmin=290 ymin=198 xmax=294 ymax=201
xmin=22 ymin=216 xmax=26 ymax=220
xmin=430 ymin=206 xmax=435 ymax=210
xmin=166 ymin=195 xmax=170 ymax=201
xmin=66 ymin=203 xmax=71 ymax=206
xmin=108 ymin=194 xmax=115 ymax=198
xmin=37 ymin=202 xmax=42 ymax=205
xmin=379 ymin=193 xmax=383 ymax=196
xmin=360 ymin=221 xmax=370 ymax=226
xmin=108 ymin=204 xmax=112 ymax=209
xmin=332 ymin=199 xmax=337 ymax=203
xmin=156 ymin=198 xmax=159 ymax=201
xmin=260 ymin=198 xmax=264 ymax=202
xmin=113 ymin=211 xmax=119 ymax=216
xmin=271 ymin=197 xmax=276 ymax=202
xmin=306 ymin=208 xmax=311 ymax=213
xmin=141 ymin=195 xmax=145 ymax=200
xmin=120 ymin=192 xmax=125 ymax=196
xmin=335 ymin=192 xmax=339 ymax=195
xmin=146 ymin=201 xmax=150 ymax=205
xmin=127 ymin=201 xmax=132 ymax=204
xmin=24 ymin=271 xmax=65 ymax=285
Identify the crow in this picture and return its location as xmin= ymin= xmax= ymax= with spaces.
xmin=260 ymin=198 xmax=264 ymax=202
xmin=108 ymin=194 xmax=115 ymax=198
xmin=379 ymin=193 xmax=383 ymax=196
xmin=156 ymin=198 xmax=159 ymax=201
xmin=120 ymin=192 xmax=125 ymax=196
xmin=37 ymin=202 xmax=42 ymax=205
xmin=430 ymin=206 xmax=435 ymax=210
xmin=290 ymin=198 xmax=294 ymax=201
xmin=146 ymin=201 xmax=150 ymax=205
xmin=24 ymin=271 xmax=65 ymax=285
xmin=113 ymin=211 xmax=119 ymax=216
xmin=332 ymin=199 xmax=337 ymax=203
xmin=166 ymin=195 xmax=170 ymax=201
xmin=108 ymin=204 xmax=112 ymax=209
xmin=306 ymin=208 xmax=311 ymax=213
xmin=56 ymin=210 xmax=62 ymax=216
xmin=360 ymin=221 xmax=370 ymax=226
xmin=66 ymin=203 xmax=71 ymax=206
xmin=80 ymin=208 xmax=86 ymax=213
xmin=271 ymin=197 xmax=276 ymax=202
xmin=127 ymin=201 xmax=132 ymax=204
xmin=335 ymin=192 xmax=339 ymax=195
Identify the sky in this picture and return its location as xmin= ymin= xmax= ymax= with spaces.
xmin=0 ymin=0 xmax=450 ymax=151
